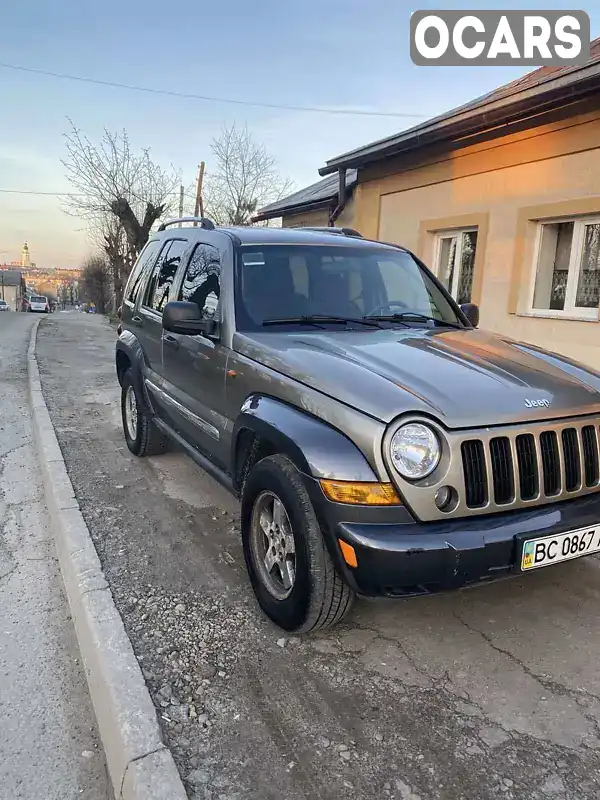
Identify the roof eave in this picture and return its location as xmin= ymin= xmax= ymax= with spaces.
xmin=252 ymin=197 xmax=333 ymax=223
xmin=319 ymin=64 xmax=600 ymax=175
xmin=252 ymin=178 xmax=357 ymax=223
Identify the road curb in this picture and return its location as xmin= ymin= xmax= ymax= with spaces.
xmin=27 ymin=319 xmax=188 ymax=800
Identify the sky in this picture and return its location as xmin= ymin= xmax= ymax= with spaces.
xmin=1 ymin=0 xmax=598 ymax=268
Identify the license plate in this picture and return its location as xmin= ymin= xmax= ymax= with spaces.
xmin=521 ymin=525 xmax=600 ymax=571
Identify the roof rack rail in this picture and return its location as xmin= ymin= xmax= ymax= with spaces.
xmin=157 ymin=216 xmax=216 ymax=232
xmin=302 ymin=226 xmax=363 ymax=238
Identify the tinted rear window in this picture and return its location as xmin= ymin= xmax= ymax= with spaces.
xmin=31 ymin=296 xmax=47 ymax=302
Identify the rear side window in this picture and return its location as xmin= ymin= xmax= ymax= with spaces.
xmin=144 ymin=239 xmax=188 ymax=313
xmin=125 ymin=240 xmax=161 ymax=304
xmin=179 ymin=243 xmax=221 ymax=320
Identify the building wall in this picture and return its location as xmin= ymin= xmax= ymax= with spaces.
xmin=353 ymin=100 xmax=600 ymax=368
xmin=282 ymin=209 xmax=329 ymax=228
xmin=282 ymin=196 xmax=356 ymax=230
xmin=1 ymin=285 xmax=21 ymax=311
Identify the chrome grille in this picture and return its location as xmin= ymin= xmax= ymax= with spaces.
xmin=461 ymin=419 xmax=600 ymax=510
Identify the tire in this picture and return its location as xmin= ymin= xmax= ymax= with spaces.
xmin=241 ymin=454 xmax=354 ymax=633
xmin=121 ymin=369 xmax=168 ymax=457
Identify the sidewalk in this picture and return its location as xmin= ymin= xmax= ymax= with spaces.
xmin=0 ymin=313 xmax=111 ymax=800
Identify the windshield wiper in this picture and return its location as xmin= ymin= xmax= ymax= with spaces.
xmin=364 ymin=312 xmax=462 ymax=329
xmin=262 ymin=314 xmax=384 ymax=328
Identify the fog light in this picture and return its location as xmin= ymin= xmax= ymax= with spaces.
xmin=435 ymin=485 xmax=455 ymax=511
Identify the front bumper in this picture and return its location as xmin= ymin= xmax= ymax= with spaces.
xmin=308 ymin=480 xmax=600 ymax=597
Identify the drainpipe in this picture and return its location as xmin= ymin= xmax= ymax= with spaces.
xmin=328 ymin=168 xmax=347 ymax=226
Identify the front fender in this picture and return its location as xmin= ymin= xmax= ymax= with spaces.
xmin=232 ymin=394 xmax=378 ymax=483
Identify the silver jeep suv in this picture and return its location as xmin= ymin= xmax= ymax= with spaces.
xmin=116 ymin=218 xmax=600 ymax=632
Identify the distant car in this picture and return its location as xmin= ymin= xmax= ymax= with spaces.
xmin=0 ymin=299 xmax=9 ymax=312
xmin=28 ymin=295 xmax=50 ymax=313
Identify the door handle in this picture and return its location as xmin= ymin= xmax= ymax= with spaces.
xmin=163 ymin=334 xmax=180 ymax=350
xmin=132 ymin=315 xmax=142 ymax=325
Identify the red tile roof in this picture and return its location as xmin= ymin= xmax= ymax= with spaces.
xmin=321 ymin=36 xmax=600 ymax=174
xmin=473 ymin=36 xmax=600 ymax=105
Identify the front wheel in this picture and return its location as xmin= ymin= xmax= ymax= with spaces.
xmin=241 ymin=454 xmax=354 ymax=632
xmin=121 ymin=369 xmax=168 ymax=457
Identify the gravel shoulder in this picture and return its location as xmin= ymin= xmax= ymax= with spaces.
xmin=37 ymin=313 xmax=600 ymax=800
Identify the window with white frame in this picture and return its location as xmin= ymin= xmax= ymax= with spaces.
xmin=531 ymin=217 xmax=600 ymax=319
xmin=434 ymin=228 xmax=478 ymax=305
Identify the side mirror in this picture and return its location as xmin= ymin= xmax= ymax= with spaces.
xmin=162 ymin=301 xmax=218 ymax=338
xmin=460 ymin=303 xmax=479 ymax=328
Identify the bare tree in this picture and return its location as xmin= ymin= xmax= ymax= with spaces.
xmin=203 ymin=124 xmax=293 ymax=226
xmin=94 ymin=215 xmax=132 ymax=311
xmin=63 ymin=120 xmax=179 ymax=304
xmin=81 ymin=254 xmax=112 ymax=313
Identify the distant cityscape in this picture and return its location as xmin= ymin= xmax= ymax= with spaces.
xmin=1 ymin=242 xmax=82 ymax=309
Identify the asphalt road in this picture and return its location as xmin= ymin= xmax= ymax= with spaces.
xmin=37 ymin=312 xmax=600 ymax=800
xmin=0 ymin=312 xmax=110 ymax=800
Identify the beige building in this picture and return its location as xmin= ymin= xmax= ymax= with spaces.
xmin=253 ymin=170 xmax=357 ymax=229
xmin=0 ymin=269 xmax=25 ymax=311
xmin=312 ymin=42 xmax=600 ymax=368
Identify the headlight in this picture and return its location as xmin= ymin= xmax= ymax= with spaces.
xmin=390 ymin=423 xmax=440 ymax=480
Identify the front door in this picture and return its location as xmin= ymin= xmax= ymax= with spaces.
xmin=161 ymin=240 xmax=229 ymax=468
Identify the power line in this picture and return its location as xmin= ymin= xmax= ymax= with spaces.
xmin=0 ymin=188 xmax=80 ymax=196
xmin=0 ymin=187 xmax=199 ymax=198
xmin=0 ymin=62 xmax=427 ymax=119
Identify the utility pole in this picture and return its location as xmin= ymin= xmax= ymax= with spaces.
xmin=178 ymin=184 xmax=184 ymax=226
xmin=193 ymin=162 xmax=205 ymax=225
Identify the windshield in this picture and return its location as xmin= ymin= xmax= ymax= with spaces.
xmin=235 ymin=244 xmax=462 ymax=331
xmin=31 ymin=296 xmax=47 ymax=303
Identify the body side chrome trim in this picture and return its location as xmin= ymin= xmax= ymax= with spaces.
xmin=145 ymin=379 xmax=220 ymax=440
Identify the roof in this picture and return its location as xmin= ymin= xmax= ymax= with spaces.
xmin=0 ymin=269 xmax=23 ymax=286
xmin=252 ymin=170 xmax=357 ymax=222
xmin=154 ymin=222 xmax=398 ymax=250
xmin=320 ymin=38 xmax=600 ymax=175
xmin=221 ymin=224 xmax=399 ymax=249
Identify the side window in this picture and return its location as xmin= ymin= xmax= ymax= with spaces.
xmin=180 ymin=243 xmax=221 ymax=320
xmin=144 ymin=239 xmax=188 ymax=313
xmin=125 ymin=240 xmax=161 ymax=304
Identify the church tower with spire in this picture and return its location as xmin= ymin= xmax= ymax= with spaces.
xmin=21 ymin=242 xmax=31 ymax=267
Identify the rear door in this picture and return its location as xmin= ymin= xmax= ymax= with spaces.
xmin=135 ymin=237 xmax=189 ymax=390
xmin=122 ymin=238 xmax=162 ymax=323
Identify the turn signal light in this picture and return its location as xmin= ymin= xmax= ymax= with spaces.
xmin=319 ymin=480 xmax=401 ymax=506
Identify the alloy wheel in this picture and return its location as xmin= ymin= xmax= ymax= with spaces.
xmin=250 ymin=491 xmax=296 ymax=600
xmin=124 ymin=384 xmax=138 ymax=441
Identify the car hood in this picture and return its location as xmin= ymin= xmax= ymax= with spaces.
xmin=236 ymin=327 xmax=600 ymax=428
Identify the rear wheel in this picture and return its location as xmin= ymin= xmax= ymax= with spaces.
xmin=121 ymin=369 xmax=168 ymax=457
xmin=241 ymin=454 xmax=354 ymax=632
